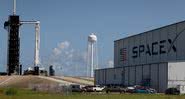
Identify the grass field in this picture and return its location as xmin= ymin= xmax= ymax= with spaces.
xmin=0 ymin=88 xmax=185 ymax=99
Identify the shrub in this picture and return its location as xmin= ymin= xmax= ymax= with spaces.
xmin=4 ymin=88 xmax=17 ymax=96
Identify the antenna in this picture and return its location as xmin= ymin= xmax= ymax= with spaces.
xmin=13 ymin=0 xmax=16 ymax=15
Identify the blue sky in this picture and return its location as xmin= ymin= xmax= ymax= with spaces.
xmin=1 ymin=0 xmax=185 ymax=76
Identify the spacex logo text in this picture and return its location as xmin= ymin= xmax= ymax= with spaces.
xmin=132 ymin=39 xmax=177 ymax=58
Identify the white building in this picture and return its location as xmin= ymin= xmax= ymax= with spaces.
xmin=95 ymin=21 xmax=185 ymax=92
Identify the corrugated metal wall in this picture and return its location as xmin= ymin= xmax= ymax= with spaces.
xmin=115 ymin=21 xmax=185 ymax=67
xmin=159 ymin=63 xmax=167 ymax=92
xmin=150 ymin=64 xmax=158 ymax=91
xmin=95 ymin=62 xmax=168 ymax=92
xmin=135 ymin=66 xmax=142 ymax=85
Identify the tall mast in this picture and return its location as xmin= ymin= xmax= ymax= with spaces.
xmin=13 ymin=0 xmax=16 ymax=15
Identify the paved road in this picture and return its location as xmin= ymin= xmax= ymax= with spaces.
xmin=52 ymin=76 xmax=94 ymax=85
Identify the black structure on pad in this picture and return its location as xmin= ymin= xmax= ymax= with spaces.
xmin=4 ymin=15 xmax=20 ymax=75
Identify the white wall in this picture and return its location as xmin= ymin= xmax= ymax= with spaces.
xmin=168 ymin=62 xmax=185 ymax=88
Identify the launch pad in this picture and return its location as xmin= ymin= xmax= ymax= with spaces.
xmin=3 ymin=0 xmax=45 ymax=76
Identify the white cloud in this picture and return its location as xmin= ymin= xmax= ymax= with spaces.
xmin=44 ymin=41 xmax=87 ymax=76
xmin=52 ymin=41 xmax=70 ymax=56
xmin=58 ymin=41 xmax=70 ymax=49
xmin=107 ymin=60 xmax=114 ymax=68
xmin=53 ymin=48 xmax=61 ymax=55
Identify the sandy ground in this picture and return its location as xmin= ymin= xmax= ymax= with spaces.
xmin=0 ymin=76 xmax=94 ymax=88
xmin=0 ymin=76 xmax=62 ymax=88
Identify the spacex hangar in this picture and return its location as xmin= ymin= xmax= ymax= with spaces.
xmin=95 ymin=21 xmax=185 ymax=92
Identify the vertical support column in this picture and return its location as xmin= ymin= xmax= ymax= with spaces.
xmin=19 ymin=64 xmax=22 ymax=75
xmin=13 ymin=0 xmax=16 ymax=15
xmin=34 ymin=22 xmax=40 ymax=67
xmin=7 ymin=15 xmax=20 ymax=75
xmin=91 ymin=43 xmax=94 ymax=77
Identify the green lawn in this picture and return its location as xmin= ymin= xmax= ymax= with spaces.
xmin=0 ymin=88 xmax=185 ymax=99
